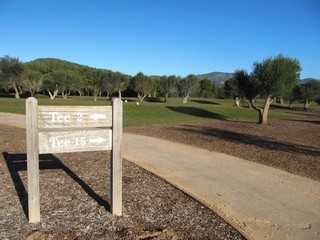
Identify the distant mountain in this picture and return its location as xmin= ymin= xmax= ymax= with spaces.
xmin=196 ymin=72 xmax=234 ymax=87
xmin=28 ymin=58 xmax=86 ymax=69
xmin=300 ymin=78 xmax=320 ymax=84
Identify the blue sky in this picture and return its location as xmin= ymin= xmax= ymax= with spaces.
xmin=0 ymin=0 xmax=319 ymax=79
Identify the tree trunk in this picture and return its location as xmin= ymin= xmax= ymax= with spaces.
xmin=304 ymin=99 xmax=311 ymax=110
xmin=48 ymin=90 xmax=54 ymax=100
xmin=164 ymin=92 xmax=169 ymax=103
xmin=182 ymin=96 xmax=188 ymax=103
xmin=249 ymin=99 xmax=263 ymax=124
xmin=62 ymin=90 xmax=68 ymax=99
xmin=47 ymin=90 xmax=53 ymax=100
xmin=54 ymin=89 xmax=58 ymax=99
xmin=247 ymin=100 xmax=253 ymax=109
xmin=288 ymin=99 xmax=293 ymax=108
xmin=18 ymin=85 xmax=23 ymax=94
xmin=261 ymin=96 xmax=273 ymax=125
xmin=138 ymin=93 xmax=146 ymax=102
xmin=234 ymin=97 xmax=240 ymax=107
xmin=30 ymin=88 xmax=35 ymax=97
xmin=12 ymin=83 xmax=20 ymax=99
xmin=47 ymin=89 xmax=58 ymax=100
xmin=118 ymin=90 xmax=122 ymax=100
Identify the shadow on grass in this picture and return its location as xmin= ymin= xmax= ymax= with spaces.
xmin=167 ymin=106 xmax=226 ymax=120
xmin=144 ymin=97 xmax=164 ymax=103
xmin=190 ymin=99 xmax=220 ymax=105
xmin=170 ymin=125 xmax=320 ymax=157
xmin=270 ymin=105 xmax=320 ymax=118
xmin=2 ymin=152 xmax=110 ymax=219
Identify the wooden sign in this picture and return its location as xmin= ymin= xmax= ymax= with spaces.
xmin=26 ymin=97 xmax=123 ymax=223
xmin=38 ymin=106 xmax=112 ymax=129
xmin=39 ymin=129 xmax=112 ymax=153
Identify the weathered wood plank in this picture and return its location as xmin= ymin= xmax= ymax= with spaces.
xmin=39 ymin=129 xmax=112 ymax=154
xmin=111 ymin=98 xmax=123 ymax=216
xmin=26 ymin=97 xmax=40 ymax=223
xmin=38 ymin=106 xmax=112 ymax=129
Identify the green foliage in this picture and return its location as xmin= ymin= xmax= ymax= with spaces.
xmin=24 ymin=68 xmax=42 ymax=96
xmin=0 ymin=55 xmax=25 ymax=98
xmin=234 ymin=70 xmax=261 ymax=100
xmin=160 ymin=75 xmax=179 ymax=101
xmin=130 ymin=72 xmax=153 ymax=102
xmin=301 ymin=79 xmax=320 ymax=100
xmin=252 ymin=54 xmax=301 ymax=98
xmin=199 ymin=78 xmax=213 ymax=98
xmin=23 ymin=58 xmax=129 ymax=99
xmin=224 ymin=77 xmax=238 ymax=98
xmin=232 ymin=54 xmax=302 ymax=124
xmin=177 ymin=74 xmax=199 ymax=98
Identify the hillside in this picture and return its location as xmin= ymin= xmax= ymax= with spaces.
xmin=27 ymin=58 xmax=318 ymax=85
xmin=300 ymin=78 xmax=320 ymax=84
xmin=196 ymin=72 xmax=234 ymax=87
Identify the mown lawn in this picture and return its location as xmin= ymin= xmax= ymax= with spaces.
xmin=0 ymin=95 xmax=316 ymax=127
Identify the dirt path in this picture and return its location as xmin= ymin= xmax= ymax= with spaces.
xmin=1 ymin=112 xmax=320 ymax=239
xmin=123 ymin=133 xmax=320 ymax=240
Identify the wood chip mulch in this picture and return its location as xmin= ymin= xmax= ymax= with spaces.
xmin=0 ymin=124 xmax=245 ymax=240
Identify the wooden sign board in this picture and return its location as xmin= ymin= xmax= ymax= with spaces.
xmin=26 ymin=97 xmax=123 ymax=223
xmin=39 ymin=129 xmax=112 ymax=154
xmin=38 ymin=106 xmax=112 ymax=129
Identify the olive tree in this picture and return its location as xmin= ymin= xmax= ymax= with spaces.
xmin=224 ymin=77 xmax=241 ymax=107
xmin=199 ymin=78 xmax=213 ymax=98
xmin=234 ymin=54 xmax=301 ymax=124
xmin=178 ymin=74 xmax=198 ymax=103
xmin=24 ymin=69 xmax=42 ymax=97
xmin=131 ymin=72 xmax=153 ymax=102
xmin=300 ymin=79 xmax=320 ymax=110
xmin=0 ymin=55 xmax=25 ymax=98
xmin=160 ymin=75 xmax=179 ymax=102
xmin=112 ymin=72 xmax=129 ymax=100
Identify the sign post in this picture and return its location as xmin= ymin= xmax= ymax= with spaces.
xmin=26 ymin=98 xmax=40 ymax=223
xmin=26 ymin=97 xmax=123 ymax=222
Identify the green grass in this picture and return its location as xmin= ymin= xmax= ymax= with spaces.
xmin=0 ymin=95 xmax=317 ymax=127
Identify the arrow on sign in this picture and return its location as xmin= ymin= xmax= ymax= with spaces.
xmin=90 ymin=113 xmax=107 ymax=120
xmin=89 ymin=137 xmax=106 ymax=144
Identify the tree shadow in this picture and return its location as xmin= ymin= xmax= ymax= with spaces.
xmin=285 ymin=119 xmax=320 ymax=125
xmin=144 ymin=97 xmax=164 ymax=103
xmin=270 ymin=104 xmax=293 ymax=110
xmin=2 ymin=152 xmax=110 ymax=219
xmin=190 ymin=99 xmax=220 ymax=105
xmin=167 ymin=106 xmax=226 ymax=120
xmin=169 ymin=125 xmax=320 ymax=157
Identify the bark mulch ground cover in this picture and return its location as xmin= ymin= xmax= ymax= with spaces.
xmin=0 ymin=125 xmax=244 ymax=240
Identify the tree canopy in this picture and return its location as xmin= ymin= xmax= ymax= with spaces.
xmin=0 ymin=55 xmax=25 ymax=98
xmin=233 ymin=54 xmax=302 ymax=124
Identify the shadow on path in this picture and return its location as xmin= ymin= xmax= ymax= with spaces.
xmin=2 ymin=152 xmax=110 ymax=219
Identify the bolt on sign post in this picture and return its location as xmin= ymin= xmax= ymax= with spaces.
xmin=26 ymin=97 xmax=123 ymax=223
